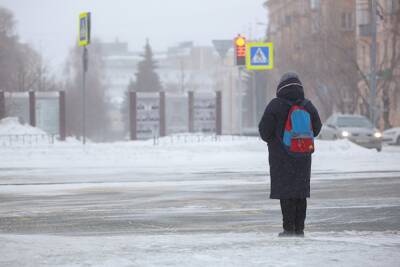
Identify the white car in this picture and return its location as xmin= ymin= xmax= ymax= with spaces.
xmin=319 ymin=113 xmax=383 ymax=151
xmin=383 ymin=127 xmax=400 ymax=145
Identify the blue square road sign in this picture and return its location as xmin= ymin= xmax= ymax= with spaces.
xmin=246 ymin=43 xmax=274 ymax=70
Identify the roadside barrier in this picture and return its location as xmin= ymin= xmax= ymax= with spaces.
xmin=0 ymin=134 xmax=57 ymax=146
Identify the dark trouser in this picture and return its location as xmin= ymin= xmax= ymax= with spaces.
xmin=280 ymin=199 xmax=307 ymax=232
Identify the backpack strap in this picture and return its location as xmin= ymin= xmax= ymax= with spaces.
xmin=277 ymin=97 xmax=294 ymax=107
xmin=278 ymin=97 xmax=309 ymax=107
xmin=299 ymin=99 xmax=310 ymax=107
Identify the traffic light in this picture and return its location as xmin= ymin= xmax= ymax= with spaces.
xmin=234 ymin=35 xmax=246 ymax=66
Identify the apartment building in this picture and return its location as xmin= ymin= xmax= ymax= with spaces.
xmin=264 ymin=0 xmax=358 ymax=119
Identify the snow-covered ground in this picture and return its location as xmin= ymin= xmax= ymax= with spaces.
xmin=1 ymin=231 xmax=399 ymax=267
xmin=0 ymin=119 xmax=400 ymax=266
xmin=0 ymin=116 xmax=399 ymax=178
xmin=1 ymin=133 xmax=400 ymax=176
xmin=0 ymin=117 xmax=47 ymax=136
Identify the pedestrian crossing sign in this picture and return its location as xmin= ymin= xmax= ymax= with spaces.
xmin=246 ymin=42 xmax=274 ymax=70
xmin=79 ymin=12 xmax=91 ymax=47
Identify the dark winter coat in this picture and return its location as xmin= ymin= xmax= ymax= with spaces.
xmin=258 ymin=73 xmax=322 ymax=199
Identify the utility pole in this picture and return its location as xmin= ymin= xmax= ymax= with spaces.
xmin=370 ymin=0 xmax=378 ymax=125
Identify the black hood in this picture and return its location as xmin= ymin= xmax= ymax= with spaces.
xmin=276 ymin=72 xmax=305 ymax=101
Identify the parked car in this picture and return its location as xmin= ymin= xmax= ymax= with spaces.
xmin=319 ymin=113 xmax=382 ymax=151
xmin=383 ymin=127 xmax=400 ymax=145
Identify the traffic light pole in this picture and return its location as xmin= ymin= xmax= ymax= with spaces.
xmin=238 ymin=66 xmax=244 ymax=135
xmin=234 ymin=35 xmax=246 ymax=135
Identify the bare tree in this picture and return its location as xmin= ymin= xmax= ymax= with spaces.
xmin=378 ymin=4 xmax=400 ymax=128
xmin=266 ymin=2 xmax=360 ymax=119
xmin=0 ymin=6 xmax=57 ymax=93
xmin=354 ymin=3 xmax=400 ymax=128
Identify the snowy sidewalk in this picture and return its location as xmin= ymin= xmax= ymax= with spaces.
xmin=1 ymin=231 xmax=399 ymax=267
xmin=1 ymin=136 xmax=400 ymax=178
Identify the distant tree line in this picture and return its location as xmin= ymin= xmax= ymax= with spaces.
xmin=0 ymin=6 xmax=59 ymax=92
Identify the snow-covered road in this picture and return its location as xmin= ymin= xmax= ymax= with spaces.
xmin=0 ymin=136 xmax=400 ymax=266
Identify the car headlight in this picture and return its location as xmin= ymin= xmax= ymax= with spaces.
xmin=341 ymin=131 xmax=350 ymax=137
xmin=374 ymin=132 xmax=382 ymax=138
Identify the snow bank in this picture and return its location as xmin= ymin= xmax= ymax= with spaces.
xmin=0 ymin=117 xmax=47 ymax=135
xmin=316 ymin=139 xmax=374 ymax=155
xmin=0 ymin=134 xmax=399 ymax=180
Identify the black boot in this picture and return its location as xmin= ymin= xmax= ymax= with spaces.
xmin=279 ymin=230 xmax=295 ymax=237
xmin=280 ymin=199 xmax=296 ymax=237
xmin=294 ymin=199 xmax=307 ymax=237
xmin=294 ymin=230 xmax=304 ymax=237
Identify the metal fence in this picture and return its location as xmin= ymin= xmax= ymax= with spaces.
xmin=152 ymin=134 xmax=256 ymax=146
xmin=0 ymin=133 xmax=256 ymax=146
xmin=0 ymin=134 xmax=57 ymax=146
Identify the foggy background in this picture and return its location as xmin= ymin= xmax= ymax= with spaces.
xmin=0 ymin=0 xmax=267 ymax=73
xmin=1 ymin=0 xmax=399 ymax=142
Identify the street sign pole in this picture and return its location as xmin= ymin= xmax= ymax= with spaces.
xmin=79 ymin=12 xmax=91 ymax=144
xmin=252 ymin=70 xmax=257 ymax=127
xmin=82 ymin=46 xmax=88 ymax=144
xmin=244 ymin=42 xmax=273 ymax=130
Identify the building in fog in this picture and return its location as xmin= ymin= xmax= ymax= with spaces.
xmin=356 ymin=0 xmax=400 ymax=127
xmin=264 ymin=0 xmax=358 ymax=119
xmin=100 ymin=40 xmax=140 ymax=138
xmin=157 ymin=42 xmax=245 ymax=135
xmin=158 ymin=42 xmax=218 ymax=93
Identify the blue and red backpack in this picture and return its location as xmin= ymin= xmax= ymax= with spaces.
xmin=280 ymin=99 xmax=315 ymax=156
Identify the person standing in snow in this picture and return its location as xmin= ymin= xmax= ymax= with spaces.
xmin=258 ymin=72 xmax=322 ymax=237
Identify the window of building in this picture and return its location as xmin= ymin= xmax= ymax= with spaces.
xmin=310 ymin=0 xmax=320 ymax=10
xmin=311 ymin=16 xmax=320 ymax=33
xmin=285 ymin=15 xmax=292 ymax=26
xmin=362 ymin=45 xmax=367 ymax=70
xmin=386 ymin=0 xmax=399 ymax=14
xmin=341 ymin=12 xmax=353 ymax=30
xmin=348 ymin=13 xmax=353 ymax=29
xmin=341 ymin=13 xmax=346 ymax=28
xmin=356 ymin=1 xmax=370 ymax=25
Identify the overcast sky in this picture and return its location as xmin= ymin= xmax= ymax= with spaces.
xmin=0 ymin=0 xmax=267 ymax=73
